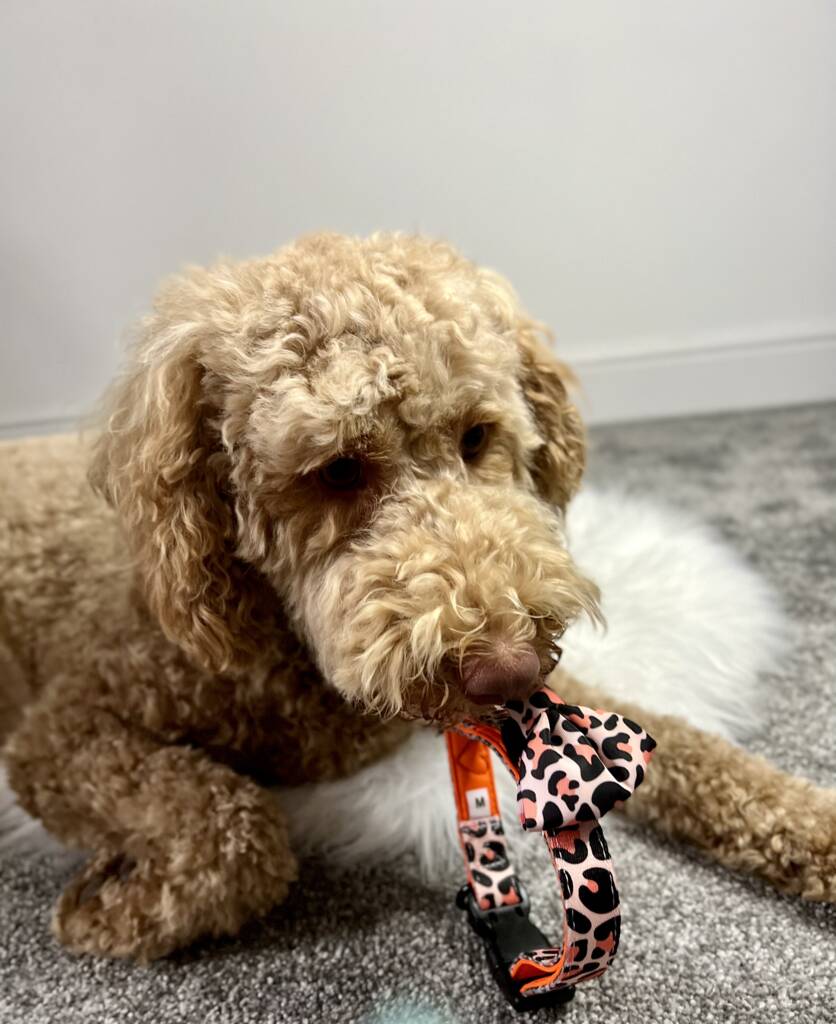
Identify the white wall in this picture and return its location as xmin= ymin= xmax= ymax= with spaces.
xmin=2 ymin=0 xmax=835 ymax=433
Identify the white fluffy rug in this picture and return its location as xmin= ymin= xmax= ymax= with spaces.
xmin=0 ymin=486 xmax=786 ymax=875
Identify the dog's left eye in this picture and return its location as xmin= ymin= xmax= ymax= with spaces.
xmin=460 ymin=423 xmax=491 ymax=462
xmin=319 ymin=457 xmax=365 ymax=491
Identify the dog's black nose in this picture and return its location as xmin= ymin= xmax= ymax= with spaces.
xmin=461 ymin=644 xmax=542 ymax=706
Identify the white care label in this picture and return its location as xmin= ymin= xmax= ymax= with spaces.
xmin=466 ymin=787 xmax=491 ymax=818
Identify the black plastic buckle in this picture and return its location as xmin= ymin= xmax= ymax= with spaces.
xmin=456 ymin=884 xmax=575 ymax=1013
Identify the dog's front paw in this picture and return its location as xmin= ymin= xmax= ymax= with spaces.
xmin=54 ymin=851 xmax=188 ymax=961
xmin=53 ymin=840 xmax=297 ymax=961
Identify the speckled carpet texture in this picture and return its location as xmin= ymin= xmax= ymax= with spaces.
xmin=1 ymin=402 xmax=834 ymax=1023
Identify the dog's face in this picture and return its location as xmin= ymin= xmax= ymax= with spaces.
xmin=92 ymin=233 xmax=599 ymax=724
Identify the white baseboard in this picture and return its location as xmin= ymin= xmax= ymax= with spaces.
xmin=1 ymin=331 xmax=834 ymax=438
xmin=568 ymin=329 xmax=836 ymax=425
xmin=0 ymin=414 xmax=82 ymax=441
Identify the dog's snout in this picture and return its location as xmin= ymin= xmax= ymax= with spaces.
xmin=460 ymin=643 xmax=542 ymax=706
xmin=313 ymin=480 xmax=600 ymax=718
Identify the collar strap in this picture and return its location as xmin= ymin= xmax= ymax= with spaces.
xmin=446 ymin=687 xmax=655 ymax=1010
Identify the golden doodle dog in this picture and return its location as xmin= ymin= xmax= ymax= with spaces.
xmin=1 ymin=232 xmax=834 ymax=961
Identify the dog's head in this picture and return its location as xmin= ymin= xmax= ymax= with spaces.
xmin=91 ymin=233 xmax=600 ymax=723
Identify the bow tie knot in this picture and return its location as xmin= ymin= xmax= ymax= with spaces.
xmin=500 ymin=689 xmax=656 ymax=833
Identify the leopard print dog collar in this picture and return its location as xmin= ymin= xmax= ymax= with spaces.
xmin=446 ymin=687 xmax=655 ymax=1011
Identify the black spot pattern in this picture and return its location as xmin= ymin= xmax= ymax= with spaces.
xmin=594 ymin=917 xmax=620 ymax=943
xmin=575 ymin=801 xmax=597 ymax=822
xmin=589 ymin=825 xmax=610 ymax=862
xmin=481 ymin=841 xmax=509 ymax=870
xmin=498 ymin=875 xmax=520 ymax=897
xmin=564 ymin=743 xmax=605 ymax=781
xmin=555 ymin=702 xmax=585 ymax=720
xmin=566 ymin=908 xmax=591 ymax=934
xmin=541 ymin=800 xmax=565 ymax=830
xmin=602 ymin=731 xmax=632 ymax=762
xmin=558 ymin=836 xmax=588 ymax=864
xmin=579 ymin=867 xmax=619 ymax=914
xmin=500 ymin=717 xmax=526 ymax=764
xmin=549 ymin=770 xmax=581 ymax=811
xmin=591 ymin=780 xmax=631 ymax=815
xmin=592 ymin=918 xmax=621 ymax=960
xmin=528 ymin=747 xmax=562 ymax=779
xmin=548 ymin=770 xmax=579 ymax=797
xmin=529 ymin=691 xmax=556 ymax=711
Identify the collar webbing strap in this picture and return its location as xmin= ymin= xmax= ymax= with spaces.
xmin=446 ymin=688 xmax=655 ymax=1010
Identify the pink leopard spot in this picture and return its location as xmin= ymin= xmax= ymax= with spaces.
xmin=556 ymin=775 xmax=575 ymax=798
xmin=573 ymin=742 xmax=598 ymax=765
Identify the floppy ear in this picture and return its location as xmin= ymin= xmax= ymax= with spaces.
xmin=516 ymin=322 xmax=586 ymax=509
xmin=89 ymin=271 xmax=271 ymax=674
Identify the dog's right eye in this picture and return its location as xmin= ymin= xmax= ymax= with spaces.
xmin=319 ymin=457 xmax=365 ymax=491
xmin=460 ymin=423 xmax=491 ymax=462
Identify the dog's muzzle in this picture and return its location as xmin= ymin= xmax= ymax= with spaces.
xmin=297 ymin=479 xmax=600 ymax=718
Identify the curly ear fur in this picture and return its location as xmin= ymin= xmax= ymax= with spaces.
xmin=89 ymin=271 xmax=271 ymax=674
xmin=516 ymin=323 xmax=586 ymax=509
xmin=474 ymin=263 xmax=586 ymax=509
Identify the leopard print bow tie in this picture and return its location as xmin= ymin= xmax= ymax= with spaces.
xmin=499 ymin=689 xmax=656 ymax=833
xmin=447 ymin=686 xmax=656 ymax=1004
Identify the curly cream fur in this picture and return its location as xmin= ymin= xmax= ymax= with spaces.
xmin=308 ymin=479 xmax=599 ymax=718
xmin=1 ymin=232 xmax=833 ymax=963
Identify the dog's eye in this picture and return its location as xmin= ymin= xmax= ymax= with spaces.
xmin=460 ymin=423 xmax=491 ymax=462
xmin=319 ymin=457 xmax=365 ymax=491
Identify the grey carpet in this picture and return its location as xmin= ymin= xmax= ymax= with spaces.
xmin=1 ymin=402 xmax=835 ymax=1024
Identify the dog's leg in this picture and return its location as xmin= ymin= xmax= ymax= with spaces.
xmin=554 ymin=673 xmax=836 ymax=903
xmin=3 ymin=681 xmax=297 ymax=961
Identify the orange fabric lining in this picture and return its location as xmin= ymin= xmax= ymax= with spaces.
xmin=445 ymin=730 xmax=501 ymax=821
xmin=510 ymin=954 xmax=568 ymax=993
xmin=448 ymin=722 xmax=519 ymax=784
